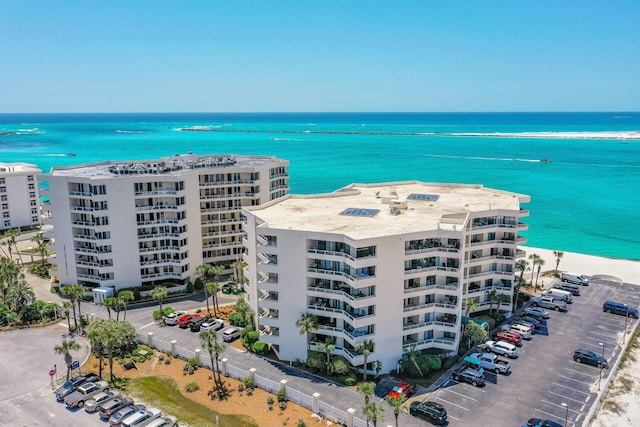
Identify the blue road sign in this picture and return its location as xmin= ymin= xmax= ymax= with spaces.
xmin=71 ymin=361 xmax=80 ymax=370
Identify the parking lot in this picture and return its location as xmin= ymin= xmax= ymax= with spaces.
xmin=425 ymin=277 xmax=640 ymax=427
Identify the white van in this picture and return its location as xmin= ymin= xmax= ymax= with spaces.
xmin=562 ymin=272 xmax=589 ymax=286
xmin=543 ymin=288 xmax=573 ymax=303
xmin=508 ymin=323 xmax=532 ymax=340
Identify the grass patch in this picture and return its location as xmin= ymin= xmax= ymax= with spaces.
xmin=602 ymin=399 xmax=624 ymax=415
xmin=127 ymin=376 xmax=258 ymax=427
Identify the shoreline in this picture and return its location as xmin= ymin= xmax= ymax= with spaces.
xmin=521 ymin=246 xmax=640 ymax=285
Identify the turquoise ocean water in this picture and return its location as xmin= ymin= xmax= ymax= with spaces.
xmin=1 ymin=112 xmax=638 ymax=260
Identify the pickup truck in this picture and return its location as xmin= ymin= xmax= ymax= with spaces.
xmin=64 ymin=380 xmax=109 ymax=408
xmin=530 ymin=296 xmax=567 ymax=312
xmin=468 ymin=352 xmax=511 ymax=374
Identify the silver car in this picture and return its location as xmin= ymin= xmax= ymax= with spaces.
xmin=109 ymin=405 xmax=141 ymax=426
xmin=84 ymin=390 xmax=121 ymax=412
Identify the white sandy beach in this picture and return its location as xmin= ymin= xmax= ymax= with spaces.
xmin=446 ymin=131 xmax=640 ymax=140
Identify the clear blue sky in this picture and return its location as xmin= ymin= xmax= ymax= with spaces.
xmin=1 ymin=1 xmax=639 ymax=112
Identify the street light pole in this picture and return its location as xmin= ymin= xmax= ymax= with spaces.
xmin=623 ymin=306 xmax=630 ymax=344
xmin=597 ymin=342 xmax=605 ymax=390
xmin=561 ymin=402 xmax=568 ymax=427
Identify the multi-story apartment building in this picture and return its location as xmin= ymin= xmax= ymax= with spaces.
xmin=0 ymin=162 xmax=41 ymax=232
xmin=242 ymin=181 xmax=529 ymax=373
xmin=45 ymin=153 xmax=289 ymax=291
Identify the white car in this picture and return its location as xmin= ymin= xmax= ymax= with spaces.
xmin=122 ymin=407 xmax=162 ymax=427
xmin=482 ymin=340 xmax=518 ymax=359
xmin=201 ymin=318 xmax=224 ymax=332
xmin=145 ymin=415 xmax=178 ymax=427
xmin=164 ymin=311 xmax=184 ymax=326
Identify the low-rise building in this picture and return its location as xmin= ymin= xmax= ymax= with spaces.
xmin=0 ymin=162 xmax=41 ymax=232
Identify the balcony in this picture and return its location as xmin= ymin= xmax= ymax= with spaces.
xmin=307 ymin=248 xmax=355 ymax=263
xmin=402 ymin=336 xmax=456 ymax=351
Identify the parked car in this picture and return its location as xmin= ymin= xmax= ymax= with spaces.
xmin=222 ymin=327 xmax=241 ymax=342
xmin=177 ymin=314 xmax=201 ymax=328
xmin=521 ymin=309 xmax=545 ymax=321
xmin=452 ymin=367 xmax=485 ymax=387
xmin=494 ymin=330 xmax=523 ymax=347
xmin=122 ymin=407 xmax=162 ymax=427
xmin=542 ymin=288 xmax=573 ymax=303
xmin=189 ymin=316 xmax=208 ymax=332
xmin=524 ymin=306 xmax=550 ymax=318
xmin=482 ymin=340 xmax=519 ymax=359
xmin=531 ymin=296 xmax=567 ymax=312
xmin=55 ymin=373 xmax=99 ymax=401
xmin=516 ymin=315 xmax=541 ymax=329
xmin=201 ymin=318 xmax=224 ymax=332
xmin=110 ymin=405 xmax=143 ymax=426
xmin=65 ymin=380 xmax=109 ymax=408
xmin=501 ymin=323 xmax=532 ymax=340
xmin=163 ymin=311 xmax=185 ymax=326
xmin=573 ymin=349 xmax=608 ymax=368
xmin=553 ymin=282 xmax=581 ymax=296
xmin=561 ymin=272 xmax=589 ymax=286
xmin=603 ymin=301 xmax=639 ymax=319
xmin=99 ymin=397 xmax=135 ymax=420
xmin=527 ymin=418 xmax=564 ymax=427
xmin=84 ymin=390 xmax=121 ymax=413
xmin=145 ymin=415 xmax=179 ymax=427
xmin=409 ymin=400 xmax=447 ymax=426
xmin=387 ymin=381 xmax=416 ymax=399
xmin=468 ymin=352 xmax=511 ymax=374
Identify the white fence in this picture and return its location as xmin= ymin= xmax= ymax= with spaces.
xmin=137 ymin=333 xmax=359 ymax=427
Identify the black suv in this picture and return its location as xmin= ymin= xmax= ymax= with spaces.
xmin=573 ymin=349 xmax=608 ymax=368
xmin=409 ymin=400 xmax=447 ymax=426
xmin=189 ymin=316 xmax=208 ymax=332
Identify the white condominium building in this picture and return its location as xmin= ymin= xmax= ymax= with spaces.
xmin=45 ymin=153 xmax=289 ymax=290
xmin=0 ymin=162 xmax=41 ymax=232
xmin=242 ymin=181 xmax=529 ymax=372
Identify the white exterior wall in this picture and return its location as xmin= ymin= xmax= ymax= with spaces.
xmin=47 ymin=154 xmax=289 ymax=291
xmin=0 ymin=163 xmax=41 ymax=231
xmin=243 ymin=181 xmax=529 ymax=372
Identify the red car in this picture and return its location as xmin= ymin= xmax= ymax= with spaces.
xmin=177 ymin=314 xmax=200 ymax=328
xmin=387 ymin=381 xmax=416 ymax=399
xmin=494 ymin=330 xmax=523 ymax=347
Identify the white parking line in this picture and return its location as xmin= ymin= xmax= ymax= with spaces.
xmin=139 ymin=322 xmax=156 ymax=329
xmin=582 ymin=335 xmax=618 ymax=346
xmin=440 ymin=387 xmax=480 ymax=400
xmin=552 ymin=383 xmax=591 ymax=395
xmin=587 ymin=330 xmax=618 ymax=339
xmin=432 ymin=395 xmax=469 ymax=411
xmin=548 ymin=390 xmax=586 ymax=405
xmin=541 ymin=399 xmax=582 ymax=413
xmin=558 ymin=375 xmax=595 ymax=385
xmin=563 ymin=367 xmax=598 ymax=378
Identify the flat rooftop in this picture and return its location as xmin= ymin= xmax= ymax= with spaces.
xmin=47 ymin=153 xmax=287 ymax=178
xmin=0 ymin=162 xmax=41 ymax=175
xmin=248 ymin=181 xmax=529 ymax=239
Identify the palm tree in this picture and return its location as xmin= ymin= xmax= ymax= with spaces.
xmin=403 ymin=345 xmax=423 ymax=377
xmin=372 ymin=360 xmax=383 ymax=378
xmin=363 ymin=402 xmax=385 ymax=427
xmin=386 ymin=394 xmax=408 ymax=427
xmin=118 ymin=290 xmax=134 ymax=321
xmin=0 ymin=257 xmax=20 ymax=300
xmin=553 ymin=250 xmax=564 ymax=272
xmin=62 ymin=301 xmax=72 ymax=332
xmin=61 ymin=285 xmax=86 ymax=329
xmin=231 ymin=259 xmax=247 ymax=286
xmin=355 ymin=339 xmax=374 ymax=380
xmin=516 ymin=259 xmax=530 ymax=288
xmin=209 ymin=264 xmax=225 ymax=313
xmin=200 ymin=330 xmax=226 ymax=396
xmin=151 ymin=286 xmax=168 ymax=318
xmin=486 ymin=288 xmax=499 ymax=316
xmin=296 ymin=312 xmax=318 ymax=353
xmin=54 ymin=338 xmax=81 ymax=381
xmin=6 ymin=275 xmax=34 ymax=313
xmin=207 ymin=281 xmax=221 ymax=317
xmin=356 ymin=381 xmax=376 ymax=427
xmin=513 ymin=276 xmax=525 ymax=309
xmin=464 ymin=298 xmax=479 ymax=317
xmin=195 ymin=264 xmax=212 ymax=315
xmin=32 ymin=232 xmax=49 ymax=265
xmin=317 ymin=338 xmax=336 ymax=373
xmin=529 ymin=253 xmax=544 ymax=290
xmin=4 ymin=229 xmax=23 ymax=266
xmin=101 ymin=296 xmax=119 ymax=319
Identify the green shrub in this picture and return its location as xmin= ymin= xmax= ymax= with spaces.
xmin=164 ymin=357 xmax=172 ymax=365
xmin=132 ymin=287 xmax=141 ymax=301
xmin=50 ymin=286 xmax=59 ymax=294
xmin=277 ymin=389 xmax=287 ymax=402
xmin=252 ymin=341 xmax=268 ymax=355
xmin=279 ymin=401 xmax=287 ymax=410
xmin=331 ymin=356 xmax=351 ymax=375
xmin=442 ymin=356 xmax=458 ymax=370
xmin=186 ymin=281 xmax=194 ymax=293
xmin=238 ymin=384 xmax=245 ymax=393
xmin=243 ymin=330 xmax=260 ymax=349
xmin=425 ymin=354 xmax=442 ymax=371
xmin=185 ymin=381 xmax=200 ymax=392
xmin=305 ymin=352 xmax=325 ymax=371
xmin=297 ymin=419 xmax=307 ymax=427
xmin=243 ymin=376 xmax=254 ymax=389
xmin=229 ymin=312 xmax=246 ymax=327
xmin=338 ymin=375 xmax=357 ymax=386
xmin=193 ymin=278 xmax=203 ymax=291
xmin=267 ymin=396 xmax=275 ymax=409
